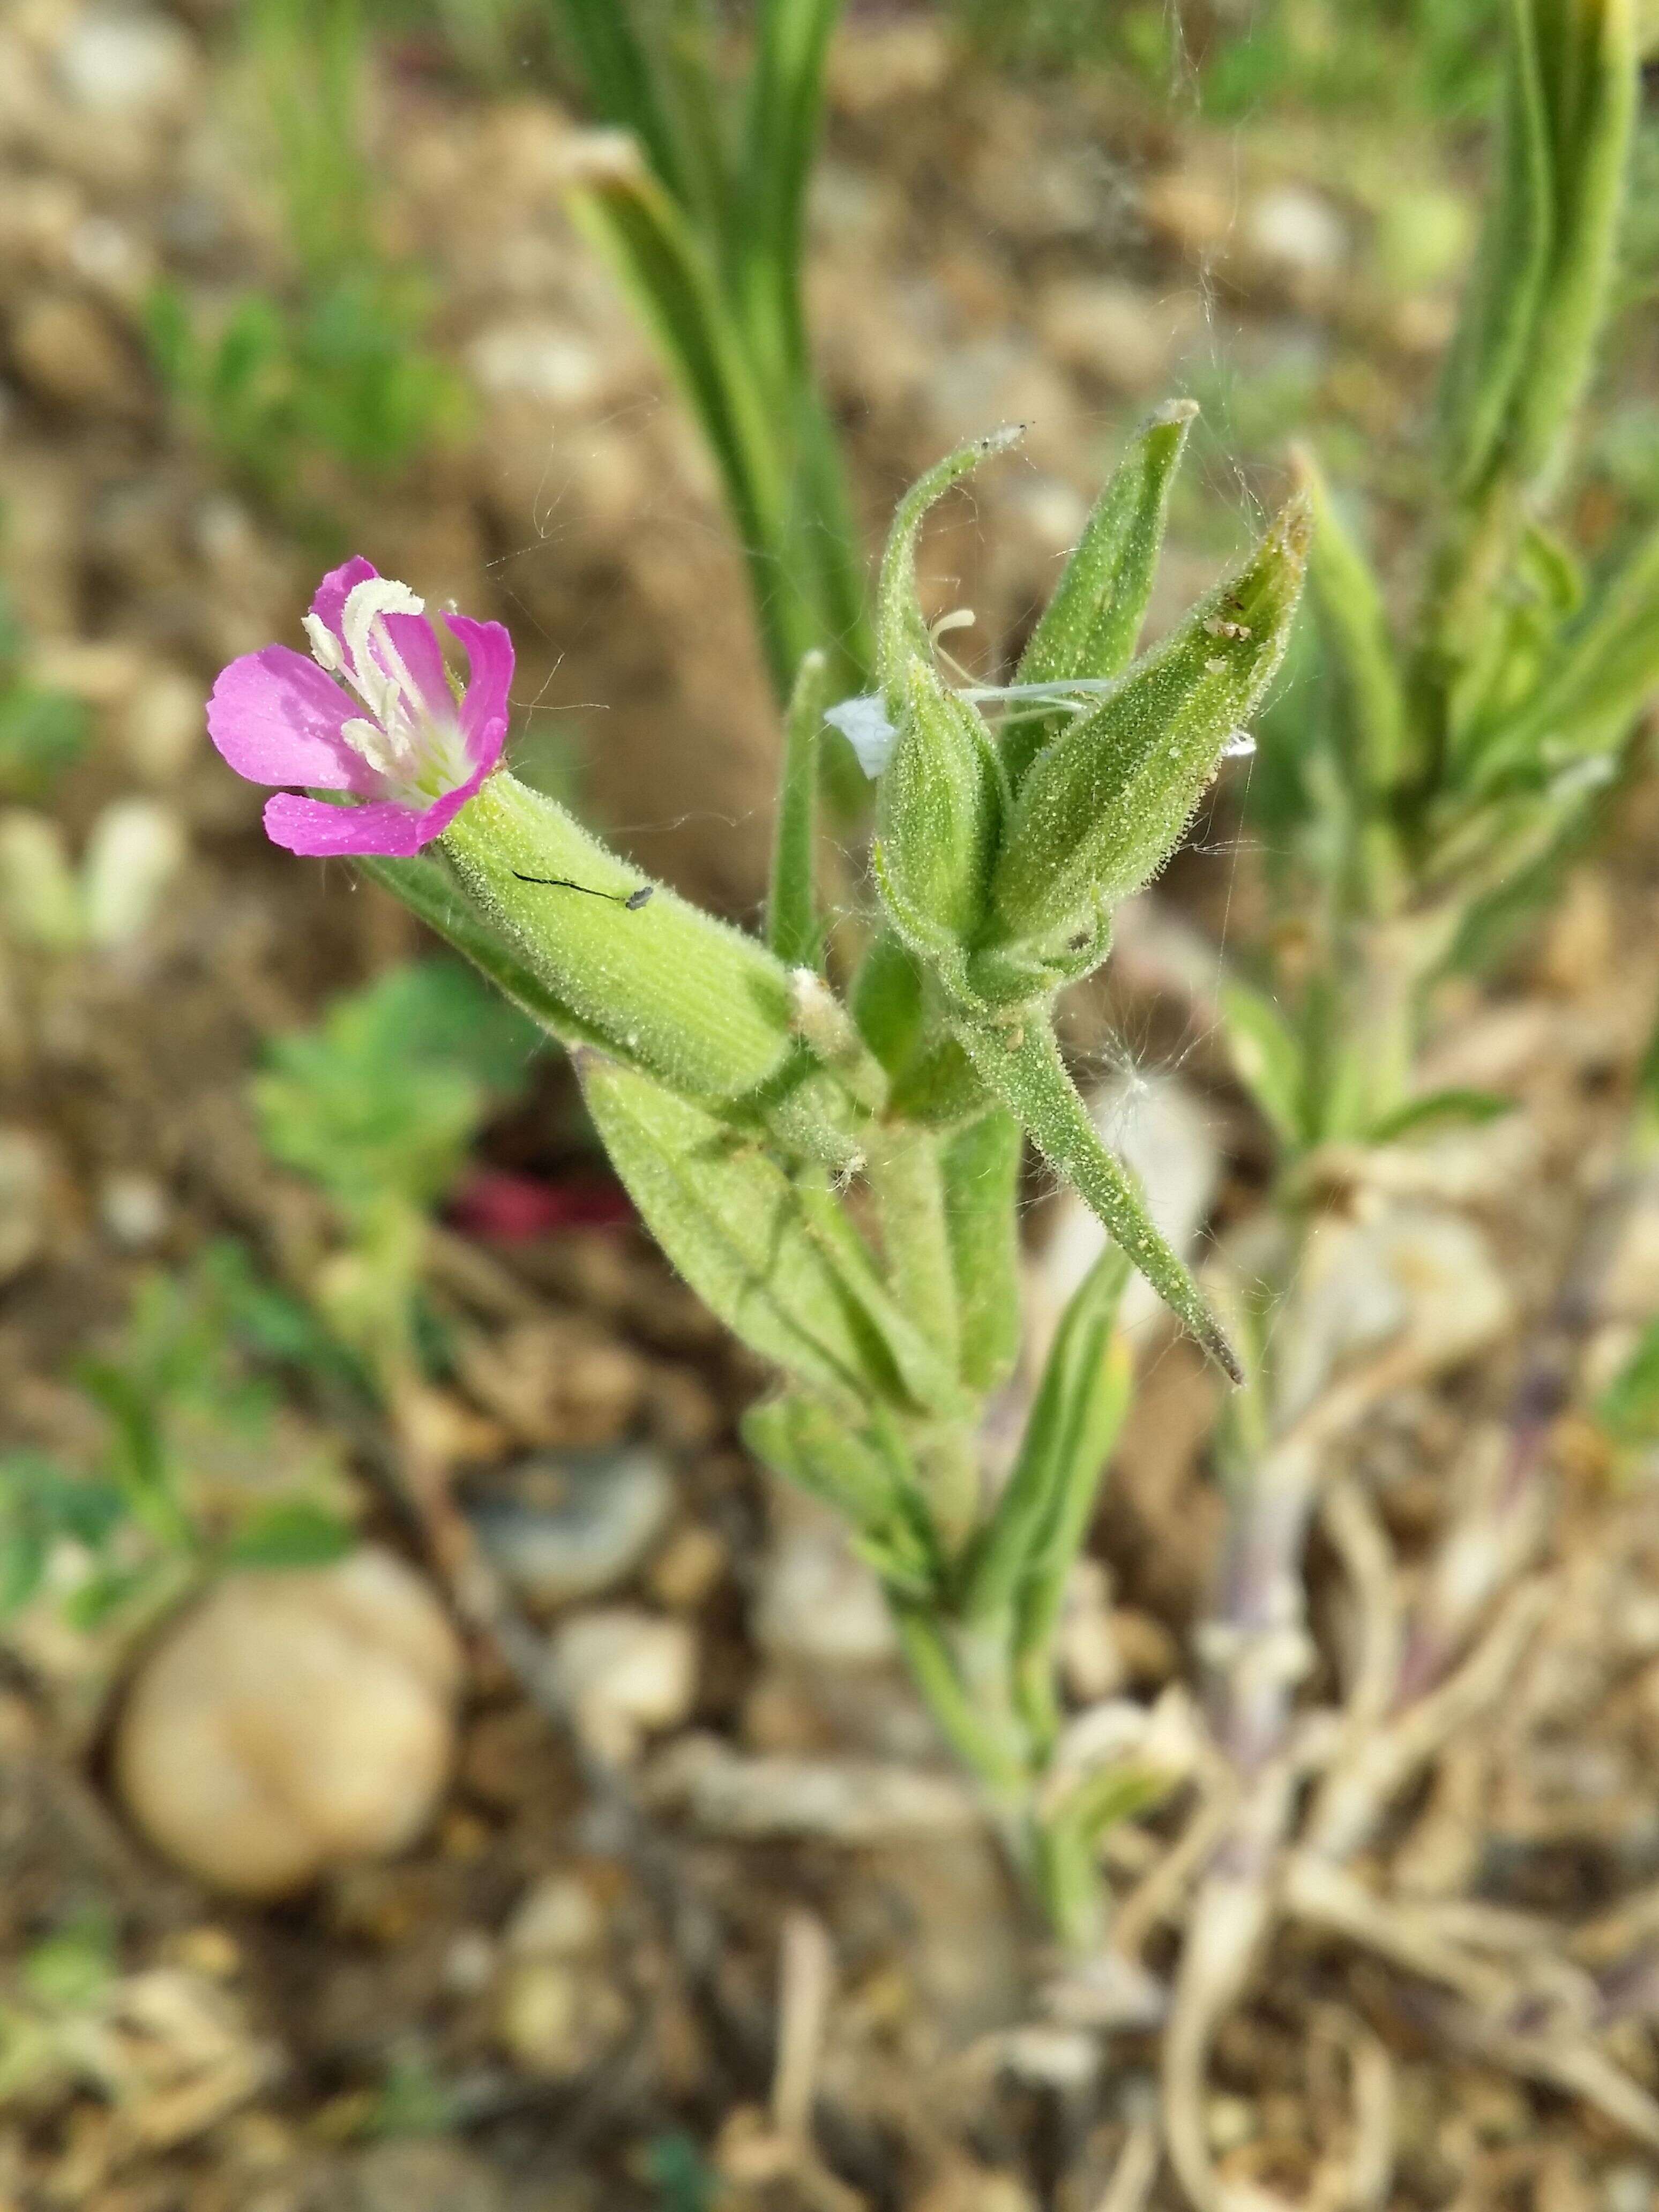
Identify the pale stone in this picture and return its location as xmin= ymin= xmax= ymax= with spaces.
xmin=115 ymin=1549 xmax=463 ymax=1897
xmin=550 ymin=1605 xmax=696 ymax=1763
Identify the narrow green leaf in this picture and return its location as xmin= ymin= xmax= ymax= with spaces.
xmin=1218 ymin=978 xmax=1306 ymax=1154
xmin=1435 ymin=0 xmax=1556 ymax=494
xmin=1366 ymin=1087 xmax=1515 ymax=1144
xmin=548 ymin=0 xmax=691 ymax=208
xmin=963 ymin=1245 xmax=1130 ymax=1623
xmin=942 ymin=1110 xmax=1024 ymax=1394
xmin=1008 ymin=400 xmax=1195 ymax=784
xmin=767 ymin=648 xmax=828 ymax=968
xmin=739 ymin=0 xmax=845 ymax=382
xmin=865 ymin=1122 xmax=961 ymax=1375
xmin=956 ymin=1017 xmax=1239 ymax=1383
xmin=1471 ymin=521 xmax=1659 ymax=788
xmin=1510 ymin=0 xmax=1636 ymax=490
xmin=991 ymin=495 xmax=1311 ymax=945
xmin=1295 ymin=449 xmax=1409 ymax=799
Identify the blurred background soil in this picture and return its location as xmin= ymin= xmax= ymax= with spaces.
xmin=4 ymin=4 xmax=1659 ymax=2208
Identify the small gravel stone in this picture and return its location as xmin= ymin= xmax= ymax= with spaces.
xmin=551 ymin=1605 xmax=696 ymax=1764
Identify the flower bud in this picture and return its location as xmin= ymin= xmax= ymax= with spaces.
xmin=989 ymin=494 xmax=1311 ymax=950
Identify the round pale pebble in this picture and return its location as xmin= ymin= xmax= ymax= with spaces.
xmin=115 ymin=1548 xmax=464 ymax=1897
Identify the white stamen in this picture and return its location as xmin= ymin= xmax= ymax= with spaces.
xmin=340 ymin=716 xmax=398 ymax=777
xmin=303 ymin=614 xmax=343 ymax=673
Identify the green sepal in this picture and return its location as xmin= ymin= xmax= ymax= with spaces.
xmin=1007 ymin=399 xmax=1196 ymax=786
xmin=876 ymin=425 xmax=1025 ymax=704
xmin=742 ymin=1391 xmax=941 ymax=1600
xmin=989 ymin=494 xmax=1311 ymax=946
xmin=941 ymin=1110 xmax=1025 ymax=1394
xmin=864 ymin=1122 xmax=961 ymax=1374
xmin=872 ymin=658 xmax=1006 ymax=984
xmin=955 ymin=1017 xmax=1239 ymax=1383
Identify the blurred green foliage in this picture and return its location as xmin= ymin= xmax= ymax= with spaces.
xmin=958 ymin=0 xmax=1505 ymax=116
xmin=0 ymin=570 xmax=87 ymax=803
xmin=148 ymin=0 xmax=468 ymax=524
xmin=0 ymin=1243 xmax=360 ymax=1636
xmin=254 ymin=957 xmax=544 ymax=1216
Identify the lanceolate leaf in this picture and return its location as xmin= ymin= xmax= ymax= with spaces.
xmin=963 ymin=1245 xmax=1130 ymax=1623
xmin=955 ymin=1017 xmax=1240 ymax=1382
xmin=579 ymin=1056 xmax=906 ymax=1410
xmin=1434 ymin=0 xmax=1555 ymax=495
xmin=943 ymin=1111 xmax=1025 ymax=1393
xmin=742 ymin=1391 xmax=940 ymax=1596
xmin=1470 ymin=521 xmax=1659 ymax=790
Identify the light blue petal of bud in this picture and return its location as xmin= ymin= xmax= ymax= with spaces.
xmin=825 ymin=693 xmax=899 ymax=779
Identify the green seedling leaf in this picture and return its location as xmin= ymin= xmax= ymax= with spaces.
xmin=255 ymin=957 xmax=542 ymax=1215
xmin=943 ymin=1110 xmax=1025 ymax=1393
xmin=222 ymin=1498 xmax=356 ymax=1571
xmin=1595 ymin=1317 xmax=1659 ymax=1447
xmin=957 ymin=1016 xmax=1239 ymax=1382
xmin=1008 ymin=400 xmax=1196 ymax=784
xmin=1435 ymin=0 xmax=1555 ymax=494
xmin=1470 ymin=520 xmax=1659 ymax=791
xmin=1220 ymin=978 xmax=1306 ymax=1153
xmin=1367 ymin=1088 xmax=1515 ymax=1144
xmin=1437 ymin=0 xmax=1635 ymax=499
xmin=990 ymin=494 xmax=1310 ymax=946
xmin=22 ymin=1910 xmax=118 ymax=2010
xmin=864 ymin=1120 xmax=961 ymax=1373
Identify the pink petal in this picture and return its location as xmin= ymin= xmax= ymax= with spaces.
xmin=307 ymin=556 xmax=379 ymax=648
xmin=207 ymin=646 xmax=375 ymax=791
xmin=379 ymin=609 xmax=454 ymax=723
xmin=263 ymin=793 xmax=437 ymax=857
xmin=446 ymin=614 xmax=514 ymax=771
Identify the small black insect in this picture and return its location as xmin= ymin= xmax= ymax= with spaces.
xmin=512 ymin=872 xmax=654 ymax=910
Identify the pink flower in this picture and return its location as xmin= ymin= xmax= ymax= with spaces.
xmin=207 ymin=557 xmax=512 ymax=857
